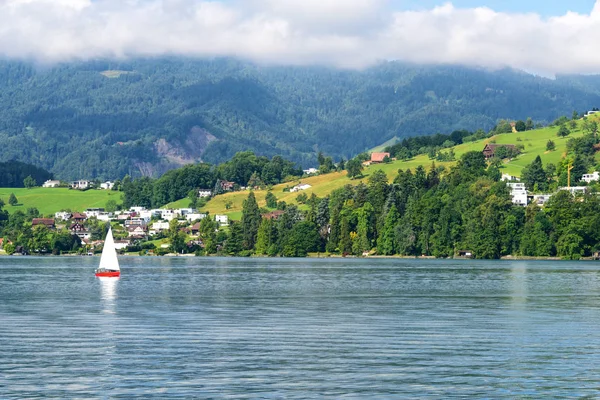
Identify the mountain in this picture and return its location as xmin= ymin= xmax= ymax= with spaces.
xmin=1 ymin=58 xmax=600 ymax=180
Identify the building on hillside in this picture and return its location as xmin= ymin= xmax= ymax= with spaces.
xmin=370 ymin=152 xmax=390 ymax=164
xmin=32 ymin=218 xmax=56 ymax=229
xmin=85 ymin=208 xmax=105 ymax=218
xmin=507 ymin=182 xmax=528 ymax=206
xmin=70 ymin=223 xmax=90 ymax=240
xmin=532 ymin=194 xmax=553 ymax=206
xmin=219 ymin=180 xmax=235 ymax=192
xmin=559 ymin=186 xmax=588 ymax=196
xmin=185 ymin=213 xmax=207 ymax=222
xmin=149 ymin=221 xmax=170 ymax=236
xmin=127 ymin=226 xmax=148 ymax=239
xmin=71 ymin=180 xmax=90 ymax=190
xmin=582 ymin=172 xmax=600 ymax=183
xmin=290 ymin=184 xmax=312 ymax=193
xmin=198 ymin=189 xmax=212 ymax=198
xmin=71 ymin=213 xmax=87 ymax=223
xmin=501 ymin=174 xmax=519 ymax=182
xmin=55 ymin=211 xmax=72 ymax=221
xmin=124 ymin=218 xmax=147 ymax=228
xmin=114 ymin=240 xmax=131 ymax=251
xmin=263 ymin=210 xmax=285 ymax=220
xmin=586 ymin=110 xmax=599 ymax=116
xmin=100 ymin=181 xmax=115 ymax=190
xmin=303 ymin=168 xmax=319 ymax=175
xmin=482 ymin=144 xmax=518 ymax=160
xmin=42 ymin=180 xmax=61 ymax=188
xmin=215 ymin=215 xmax=229 ymax=226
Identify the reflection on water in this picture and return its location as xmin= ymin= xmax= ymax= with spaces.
xmin=98 ymin=276 xmax=118 ymax=314
xmin=1 ymin=257 xmax=600 ymax=398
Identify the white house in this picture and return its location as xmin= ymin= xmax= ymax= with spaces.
xmin=582 ymin=172 xmax=600 ymax=183
xmin=290 ymin=184 xmax=312 ymax=193
xmin=55 ymin=211 xmax=72 ymax=221
xmin=533 ymin=194 xmax=553 ymax=206
xmin=96 ymin=212 xmax=112 ymax=222
xmin=85 ymin=208 xmax=105 ymax=218
xmin=149 ymin=221 xmax=170 ymax=236
xmin=586 ymin=110 xmax=599 ymax=116
xmin=198 ymin=189 xmax=212 ymax=198
xmin=159 ymin=209 xmax=180 ymax=221
xmin=43 ymin=180 xmax=61 ymax=188
xmin=559 ymin=186 xmax=587 ymax=196
xmin=507 ymin=182 xmax=528 ymax=206
xmin=501 ymin=174 xmax=519 ymax=182
xmin=303 ymin=168 xmax=319 ymax=176
xmin=71 ymin=180 xmax=90 ymax=190
xmin=114 ymin=240 xmax=131 ymax=251
xmin=129 ymin=206 xmax=146 ymax=214
xmin=186 ymin=213 xmax=207 ymax=222
xmin=215 ymin=215 xmax=229 ymax=226
xmin=178 ymin=208 xmax=194 ymax=216
xmin=100 ymin=181 xmax=115 ymax=190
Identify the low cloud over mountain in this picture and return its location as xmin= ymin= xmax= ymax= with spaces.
xmin=2 ymin=0 xmax=600 ymax=75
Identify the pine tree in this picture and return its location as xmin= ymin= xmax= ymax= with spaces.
xmin=338 ymin=216 xmax=352 ymax=255
xmin=377 ymin=204 xmax=399 ymax=255
xmin=241 ymin=192 xmax=261 ymax=250
xmin=8 ymin=193 xmax=17 ymax=206
xmin=265 ymin=191 xmax=277 ymax=208
xmin=255 ymin=218 xmax=276 ymax=255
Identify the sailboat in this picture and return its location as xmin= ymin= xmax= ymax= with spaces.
xmin=95 ymin=226 xmax=121 ymax=278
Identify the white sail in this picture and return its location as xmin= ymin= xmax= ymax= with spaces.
xmin=98 ymin=227 xmax=120 ymax=271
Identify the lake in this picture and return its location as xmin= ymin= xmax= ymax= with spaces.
xmin=1 ymin=257 xmax=600 ymax=398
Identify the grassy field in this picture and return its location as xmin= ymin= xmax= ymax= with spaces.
xmin=0 ymin=188 xmax=121 ymax=217
xmin=185 ymin=116 xmax=599 ymax=221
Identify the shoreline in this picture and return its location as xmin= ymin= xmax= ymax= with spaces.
xmin=2 ymin=251 xmax=599 ymax=261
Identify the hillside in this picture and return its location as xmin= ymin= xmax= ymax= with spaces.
xmin=2 ymin=59 xmax=600 ymax=180
xmin=189 ymin=115 xmax=599 ymax=220
xmin=0 ymin=188 xmax=120 ymax=217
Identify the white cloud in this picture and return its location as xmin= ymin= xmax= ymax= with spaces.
xmin=0 ymin=0 xmax=600 ymax=74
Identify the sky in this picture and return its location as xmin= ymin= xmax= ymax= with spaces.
xmin=1 ymin=0 xmax=600 ymax=76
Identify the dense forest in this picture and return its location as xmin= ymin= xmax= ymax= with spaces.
xmin=0 ymin=161 xmax=53 ymax=188
xmin=1 ymin=58 xmax=600 ymax=180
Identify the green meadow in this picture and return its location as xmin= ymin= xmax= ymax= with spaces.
xmin=0 ymin=188 xmax=121 ymax=217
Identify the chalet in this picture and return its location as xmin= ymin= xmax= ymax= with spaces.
xmin=32 ymin=218 xmax=56 ymax=229
xmin=263 ymin=210 xmax=285 ymax=220
xmin=70 ymin=223 xmax=90 ymax=240
xmin=42 ymin=180 xmax=61 ymax=188
xmin=72 ymin=212 xmax=87 ymax=222
xmin=198 ymin=189 xmax=212 ymax=198
xmin=482 ymin=144 xmax=518 ymax=160
xmin=371 ymin=152 xmax=390 ymax=164
xmin=219 ymin=180 xmax=235 ymax=192
xmin=127 ymin=226 xmax=147 ymax=238
xmin=71 ymin=180 xmax=90 ymax=190
xmin=190 ymin=223 xmax=201 ymax=236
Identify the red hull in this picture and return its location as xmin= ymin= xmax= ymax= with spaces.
xmin=95 ymin=271 xmax=121 ymax=278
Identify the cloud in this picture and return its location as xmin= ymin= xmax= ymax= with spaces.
xmin=0 ymin=0 xmax=600 ymax=75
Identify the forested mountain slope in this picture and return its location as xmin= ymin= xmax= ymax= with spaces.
xmin=1 ymin=58 xmax=600 ymax=180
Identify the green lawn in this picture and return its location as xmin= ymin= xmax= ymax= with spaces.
xmin=188 ymin=116 xmax=598 ymax=221
xmin=0 ymin=188 xmax=121 ymax=217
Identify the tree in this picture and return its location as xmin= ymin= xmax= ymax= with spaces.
xmin=346 ymin=159 xmax=363 ymax=179
xmin=377 ymin=204 xmax=399 ymax=255
xmin=557 ymin=124 xmax=571 ymax=138
xmin=168 ymin=219 xmax=187 ymax=254
xmin=255 ymin=218 xmax=277 ymax=255
xmin=32 ymin=225 xmax=51 ymax=253
xmin=105 ymin=199 xmax=118 ymax=213
xmin=241 ymin=192 xmax=261 ymax=250
xmin=224 ymin=221 xmax=243 ymax=255
xmin=188 ymin=189 xmax=199 ymax=209
xmin=572 ymin=110 xmax=580 ymax=120
xmin=521 ymin=156 xmax=547 ymax=191
xmin=8 ymin=193 xmax=17 ymax=206
xmin=525 ymin=118 xmax=534 ymax=131
xmin=265 ymin=191 xmax=277 ymax=208
xmin=23 ymin=175 xmax=36 ymax=189
xmin=515 ymin=120 xmax=526 ymax=132
xmin=546 ymin=140 xmax=556 ymax=151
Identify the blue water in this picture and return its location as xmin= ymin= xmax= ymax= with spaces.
xmin=1 ymin=257 xmax=600 ymax=398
